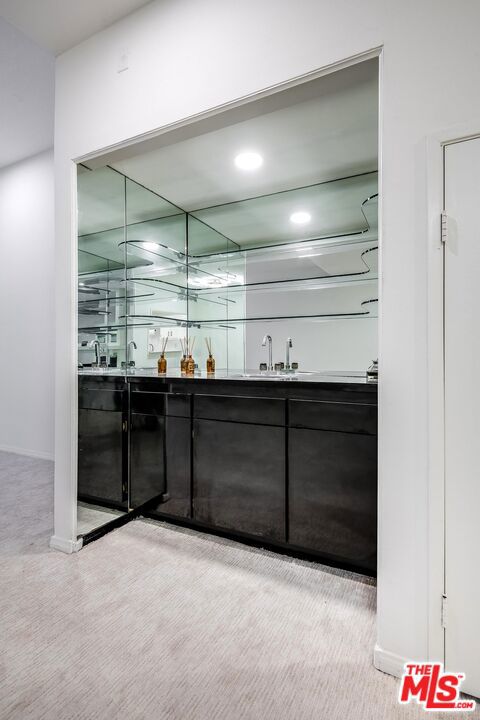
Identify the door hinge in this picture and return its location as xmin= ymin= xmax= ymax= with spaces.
xmin=441 ymin=212 xmax=449 ymax=244
xmin=441 ymin=594 xmax=447 ymax=628
xmin=122 ymin=420 xmax=128 ymax=432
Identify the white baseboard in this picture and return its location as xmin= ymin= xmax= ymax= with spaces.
xmin=50 ymin=535 xmax=83 ymax=554
xmin=374 ymin=645 xmax=409 ymax=678
xmin=0 ymin=443 xmax=54 ymax=462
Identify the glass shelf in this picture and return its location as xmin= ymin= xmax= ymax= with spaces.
xmin=78 ymin=174 xmax=377 ymax=260
xmin=121 ymin=243 xmax=377 ymax=294
xmin=78 ymin=166 xmax=184 ymax=236
xmin=188 ymin=172 xmax=378 ymax=256
xmin=195 ymin=244 xmax=378 ymax=291
xmin=77 ymin=164 xmax=378 ymax=375
xmin=87 ymin=283 xmax=379 ymax=326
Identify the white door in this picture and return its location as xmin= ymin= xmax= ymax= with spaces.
xmin=445 ymin=136 xmax=480 ymax=698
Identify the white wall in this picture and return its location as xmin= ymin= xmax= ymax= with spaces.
xmin=53 ymin=0 xmax=480 ymax=669
xmin=246 ymin=319 xmax=377 ymax=373
xmin=0 ymin=18 xmax=55 ymax=168
xmin=0 ymin=150 xmax=55 ymax=460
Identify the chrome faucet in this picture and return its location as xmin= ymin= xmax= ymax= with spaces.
xmin=285 ymin=337 xmax=293 ymax=371
xmin=127 ymin=340 xmax=137 ymax=366
xmin=262 ymin=334 xmax=273 ymax=371
xmin=90 ymin=340 xmax=101 ymax=366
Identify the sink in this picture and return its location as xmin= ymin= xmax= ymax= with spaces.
xmin=229 ymin=371 xmax=315 ymax=380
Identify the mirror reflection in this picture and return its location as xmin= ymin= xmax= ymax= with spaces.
xmin=77 ymin=59 xmax=378 ymax=539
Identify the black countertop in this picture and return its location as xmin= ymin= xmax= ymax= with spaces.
xmin=78 ymin=367 xmax=378 ymax=388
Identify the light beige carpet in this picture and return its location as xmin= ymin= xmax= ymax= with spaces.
xmin=1 ymin=450 xmax=477 ymax=720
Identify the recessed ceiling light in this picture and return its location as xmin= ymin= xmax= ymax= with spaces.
xmin=290 ymin=211 xmax=311 ymax=225
xmin=143 ymin=241 xmax=159 ymax=251
xmin=234 ymin=151 xmax=263 ymax=171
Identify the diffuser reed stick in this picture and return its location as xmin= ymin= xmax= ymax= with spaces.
xmin=180 ymin=337 xmax=187 ymax=375
xmin=186 ymin=335 xmax=195 ymax=376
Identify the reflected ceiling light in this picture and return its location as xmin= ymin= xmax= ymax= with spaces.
xmin=295 ymin=246 xmax=313 ymax=252
xmin=234 ymin=151 xmax=263 ymax=171
xmin=143 ymin=241 xmax=159 ymax=251
xmin=188 ymin=273 xmax=244 ymax=288
xmin=79 ymin=282 xmax=85 ymax=286
xmin=290 ymin=211 xmax=311 ymax=225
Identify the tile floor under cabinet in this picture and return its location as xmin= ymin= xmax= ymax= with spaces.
xmin=77 ymin=501 xmax=125 ymax=536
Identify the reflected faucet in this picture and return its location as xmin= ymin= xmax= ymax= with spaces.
xmin=127 ymin=340 xmax=137 ymax=367
xmin=285 ymin=337 xmax=293 ymax=371
xmin=90 ymin=340 xmax=101 ymax=366
xmin=262 ymin=334 xmax=273 ymax=371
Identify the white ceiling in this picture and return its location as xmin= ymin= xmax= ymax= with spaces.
xmin=0 ymin=0 xmax=153 ymax=55
xmin=111 ymin=60 xmax=378 ymax=211
xmin=78 ymin=59 xmax=378 ymax=298
xmin=0 ymin=1 xmax=154 ymax=167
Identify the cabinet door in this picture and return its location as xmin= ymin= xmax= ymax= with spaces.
xmin=78 ymin=408 xmax=125 ymax=506
xmin=145 ymin=415 xmax=192 ymax=519
xmin=289 ymin=428 xmax=377 ymax=571
xmin=129 ymin=390 xmax=192 ymax=516
xmin=193 ymin=419 xmax=285 ymax=542
xmin=161 ymin=416 xmax=191 ymax=518
xmin=130 ymin=413 xmax=166 ymax=509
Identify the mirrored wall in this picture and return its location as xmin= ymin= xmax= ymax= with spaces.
xmin=76 ymin=57 xmax=378 ymax=537
xmin=77 ymin=166 xmax=246 ymax=378
xmin=77 ymin=168 xmax=377 ymax=379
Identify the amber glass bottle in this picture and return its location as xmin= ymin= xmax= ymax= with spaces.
xmin=157 ymin=353 xmax=167 ymax=375
xmin=186 ymin=354 xmax=195 ymax=376
xmin=206 ymin=354 xmax=215 ymax=375
xmin=180 ymin=355 xmax=187 ymax=375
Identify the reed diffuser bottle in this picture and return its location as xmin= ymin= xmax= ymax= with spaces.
xmin=186 ymin=336 xmax=195 ymax=377
xmin=157 ymin=335 xmax=168 ymax=374
xmin=205 ymin=337 xmax=215 ymax=375
xmin=180 ymin=338 xmax=188 ymax=375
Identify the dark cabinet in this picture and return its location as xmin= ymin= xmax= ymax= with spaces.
xmin=78 ymin=386 xmax=127 ymax=508
xmin=193 ymin=395 xmax=286 ymax=541
xmin=130 ymin=389 xmax=191 ymax=516
xmin=288 ymin=400 xmax=377 ymax=572
xmin=130 ymin=412 xmax=166 ymax=508
xmin=162 ymin=416 xmax=191 ymax=518
xmin=78 ymin=376 xmax=378 ymax=573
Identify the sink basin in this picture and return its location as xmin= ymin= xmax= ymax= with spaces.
xmin=229 ymin=371 xmax=315 ymax=380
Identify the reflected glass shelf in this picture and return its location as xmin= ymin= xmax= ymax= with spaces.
xmin=77 ymin=164 xmax=378 ymax=377
xmin=79 ymin=298 xmax=377 ymax=334
xmin=78 ymin=174 xmax=378 ymax=260
xmin=79 ymin=231 xmax=378 ymax=287
xmin=128 ymin=294 xmax=378 ymax=325
xmin=125 ymin=245 xmax=377 ymax=293
xmin=78 ymin=166 xmax=184 ymax=236
xmin=188 ymin=173 xmax=378 ymax=256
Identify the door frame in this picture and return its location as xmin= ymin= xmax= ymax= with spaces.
xmin=52 ymin=46 xmax=383 ymax=550
xmin=426 ymin=121 xmax=480 ymax=663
